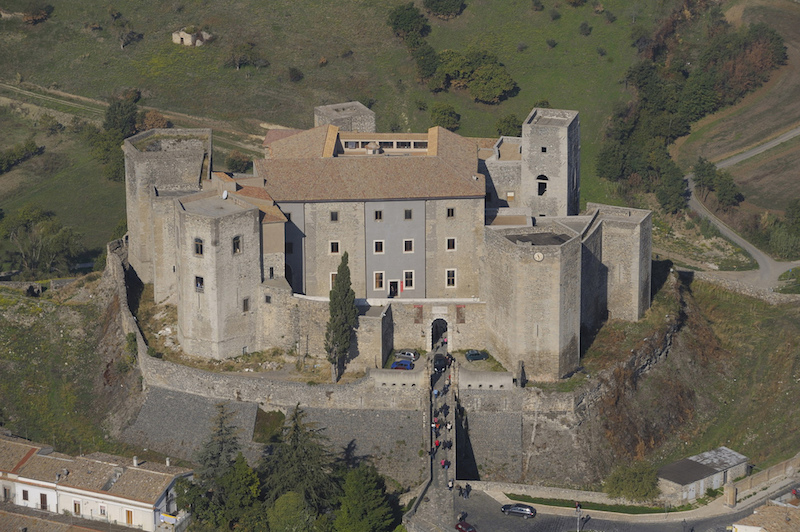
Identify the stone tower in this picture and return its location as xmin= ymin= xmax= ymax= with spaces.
xmin=520 ymin=108 xmax=580 ymax=217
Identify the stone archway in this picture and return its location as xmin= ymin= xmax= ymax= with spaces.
xmin=431 ymin=318 xmax=448 ymax=349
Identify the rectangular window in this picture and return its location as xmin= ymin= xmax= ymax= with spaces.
xmin=414 ymin=141 xmax=428 ymax=149
xmin=330 ymin=273 xmax=337 ymax=289
xmin=345 ymin=141 xmax=358 ymax=149
xmin=194 ymin=238 xmax=204 ymax=256
xmin=330 ymin=211 xmax=339 ymax=222
xmin=195 ymin=276 xmax=204 ymax=292
xmin=403 ymin=239 xmax=413 ymax=253
xmin=506 ymin=191 xmax=515 ymax=201
xmin=243 ymin=298 xmax=250 ymax=312
xmin=22 ymin=490 xmax=28 ymax=501
xmin=40 ymin=493 xmax=47 ymax=510
xmin=74 ymin=500 xmax=81 ymax=515
xmin=447 ymin=207 xmax=455 ymax=218
xmin=99 ymin=505 xmax=106 ymax=517
xmin=404 ymin=209 xmax=412 ymax=220
xmin=446 ymin=269 xmax=456 ymax=287
xmin=375 ymin=210 xmax=383 ymax=221
xmin=232 ymin=236 xmax=242 ymax=254
xmin=265 ymin=295 xmax=272 ymax=304
xmin=126 ymin=509 xmax=133 ymax=525
xmin=396 ymin=141 xmax=411 ymax=149
xmin=379 ymin=141 xmax=393 ymax=149
xmin=360 ymin=141 xmax=371 ymax=148
xmin=447 ymin=238 xmax=456 ymax=251
xmin=403 ymin=270 xmax=414 ymax=289
xmin=374 ymin=240 xmax=384 ymax=254
xmin=330 ymin=241 xmax=340 ymax=254
xmin=285 ymin=242 xmax=294 ymax=254
xmin=541 ymin=146 xmax=547 ymax=153
xmin=269 ymin=267 xmax=274 ymax=279
xmin=374 ymin=272 xmax=384 ymax=290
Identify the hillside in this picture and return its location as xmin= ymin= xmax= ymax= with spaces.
xmin=0 ymin=0 xmax=672 ymax=206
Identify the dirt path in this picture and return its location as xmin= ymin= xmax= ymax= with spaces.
xmin=686 ymin=125 xmax=800 ymax=291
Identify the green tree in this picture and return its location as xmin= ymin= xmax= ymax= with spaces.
xmin=604 ymin=461 xmax=660 ymax=501
xmin=423 ymin=0 xmax=463 ymax=18
xmin=785 ymin=199 xmax=800 ymax=235
xmin=103 ymin=100 xmax=138 ymax=138
xmin=260 ymin=406 xmax=340 ymax=513
xmin=411 ymin=43 xmax=440 ymax=80
xmin=430 ymin=103 xmax=460 ymax=131
xmin=226 ymin=150 xmax=251 ymax=173
xmin=267 ymin=491 xmax=318 ymax=532
xmin=325 ymin=252 xmax=358 ymax=382
xmin=595 ymin=141 xmax=627 ymax=181
xmin=495 ymin=114 xmax=522 ymax=137
xmin=467 ymin=63 xmax=517 ymax=103
xmin=692 ymin=156 xmax=717 ymax=200
xmin=715 ymin=170 xmax=742 ymax=209
xmin=334 ymin=464 xmax=394 ymax=532
xmin=1 ymin=205 xmax=83 ymax=279
xmin=196 ymin=404 xmax=241 ymax=483
xmin=387 ymin=3 xmax=430 ymax=38
xmin=218 ymin=453 xmax=261 ymax=527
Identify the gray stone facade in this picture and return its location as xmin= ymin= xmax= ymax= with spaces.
xmin=124 ymin=105 xmax=651 ymax=380
xmin=313 ymin=101 xmax=376 ymax=133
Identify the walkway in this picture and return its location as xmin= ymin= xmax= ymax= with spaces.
xmin=685 ymin=124 xmax=800 ymax=291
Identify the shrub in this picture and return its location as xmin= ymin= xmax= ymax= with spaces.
xmin=546 ymin=38 xmax=557 ymax=48
xmin=605 ymin=10 xmax=617 ymax=23
xmin=387 ymin=2 xmax=430 ymax=38
xmin=288 ymin=67 xmax=304 ymax=82
xmin=414 ymin=99 xmax=428 ymax=111
xmin=597 ymin=46 xmax=607 ymax=56
xmin=125 ymin=332 xmax=137 ymax=355
xmin=565 ymin=0 xmax=586 ymax=5
xmin=532 ymin=0 xmax=544 ymax=11
xmin=412 ymin=43 xmax=440 ymax=80
xmin=604 ymin=462 xmax=660 ymax=502
xmin=579 ymin=22 xmax=593 ymax=36
xmin=468 ymin=63 xmax=517 ymax=103
xmin=423 ymin=0 xmax=464 ymax=18
xmin=495 ymin=114 xmax=522 ymax=137
xmin=550 ymin=8 xmax=561 ymax=20
xmin=517 ymin=42 xmax=529 ymax=52
xmin=226 ymin=150 xmax=251 ymax=173
xmin=430 ymin=103 xmax=460 ymax=131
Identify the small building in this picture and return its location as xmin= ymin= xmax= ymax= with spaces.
xmin=0 ymin=433 xmax=192 ymax=531
xmin=731 ymin=503 xmax=800 ymax=532
xmin=658 ymin=446 xmax=748 ymax=503
xmin=172 ymin=27 xmax=213 ymax=47
xmin=313 ymin=101 xmax=376 ymax=133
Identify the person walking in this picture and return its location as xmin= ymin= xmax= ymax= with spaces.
xmin=448 ymin=479 xmax=454 ymax=491
xmin=465 ymin=483 xmax=471 ymax=499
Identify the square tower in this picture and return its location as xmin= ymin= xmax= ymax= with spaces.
xmin=520 ymin=108 xmax=580 ymax=217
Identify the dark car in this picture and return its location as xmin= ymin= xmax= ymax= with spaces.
xmin=454 ymin=522 xmax=477 ymax=532
xmin=390 ymin=360 xmax=414 ymax=370
xmin=433 ymin=353 xmax=448 ymax=373
xmin=465 ymin=349 xmax=489 ymax=362
xmin=395 ymin=350 xmax=420 ymax=362
xmin=501 ymin=503 xmax=536 ymax=519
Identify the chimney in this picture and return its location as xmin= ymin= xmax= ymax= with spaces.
xmin=133 ymin=456 xmax=138 ymax=467
xmin=166 ymin=457 xmax=171 ymax=467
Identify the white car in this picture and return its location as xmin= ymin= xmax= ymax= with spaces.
xmin=395 ymin=350 xmax=420 ymax=362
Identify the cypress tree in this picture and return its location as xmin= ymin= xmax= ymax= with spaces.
xmin=325 ymin=252 xmax=358 ymax=382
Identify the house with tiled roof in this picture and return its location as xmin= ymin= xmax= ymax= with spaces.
xmin=123 ymin=105 xmax=651 ymax=381
xmin=658 ymin=446 xmax=749 ymax=503
xmin=0 ymin=434 xmax=191 ymax=531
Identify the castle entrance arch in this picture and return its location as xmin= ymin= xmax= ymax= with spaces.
xmin=431 ymin=318 xmax=447 ymax=349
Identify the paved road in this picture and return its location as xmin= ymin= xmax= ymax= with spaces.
xmin=685 ymin=124 xmax=800 ymax=290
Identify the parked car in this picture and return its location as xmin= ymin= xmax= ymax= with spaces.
xmin=390 ymin=360 xmax=414 ymax=370
xmin=454 ymin=522 xmax=477 ymax=532
xmin=395 ymin=350 xmax=420 ymax=362
xmin=501 ymin=503 xmax=536 ymax=519
xmin=465 ymin=349 xmax=489 ymax=362
xmin=433 ymin=353 xmax=447 ymax=373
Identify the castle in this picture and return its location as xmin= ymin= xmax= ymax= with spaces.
xmin=124 ymin=103 xmax=651 ymax=381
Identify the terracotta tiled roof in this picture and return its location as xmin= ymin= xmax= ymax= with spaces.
xmin=236 ymin=185 xmax=274 ymax=202
xmin=262 ymin=128 xmax=303 ymax=147
xmin=232 ymin=187 xmax=286 ymax=223
xmin=0 ymin=510 xmax=90 ymax=531
xmin=105 ymin=465 xmax=189 ymax=503
xmin=0 ymin=437 xmax=39 ymax=474
xmin=254 ymin=126 xmax=483 ymax=202
xmin=735 ymin=504 xmax=800 ymax=531
xmin=16 ymin=452 xmax=75 ymax=483
xmin=213 ymin=171 xmax=236 ymax=182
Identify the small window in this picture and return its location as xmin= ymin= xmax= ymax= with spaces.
xmin=447 ymin=238 xmax=456 ymax=251
xmin=506 ymin=191 xmax=515 ymax=201
xmin=446 ymin=269 xmax=456 ymax=287
xmin=330 ymin=272 xmax=337 ymax=289
xmin=414 ymin=141 xmax=428 ymax=149
xmin=541 ymin=146 xmax=547 ymax=153
xmin=265 ymin=295 xmax=272 ymax=304
xmin=345 ymin=141 xmax=358 ymax=149
xmin=375 ymin=210 xmax=383 ymax=221
xmin=330 ymin=211 xmax=339 ymax=222
xmin=330 ymin=241 xmax=340 ymax=254
xmin=404 ymin=209 xmax=412 ymax=220
xmin=99 ymin=505 xmax=106 ymax=516
xmin=22 ymin=490 xmax=28 ymax=501
xmin=374 ymin=272 xmax=384 ymax=290
xmin=403 ymin=270 xmax=414 ymax=289
xmin=404 ymin=239 xmax=414 ymax=253
xmin=447 ymin=207 xmax=455 ymax=218
xmin=360 ymin=141 xmax=371 ymax=148
xmin=397 ymin=141 xmax=411 ymax=149
xmin=74 ymin=500 xmax=81 ymax=515
xmin=195 ymin=276 xmax=204 ymax=292
xmin=374 ymin=240 xmax=384 ymax=254
xmin=538 ymin=182 xmax=547 ymax=196
xmin=194 ymin=238 xmax=204 ymax=256
xmin=243 ymin=298 xmax=250 ymax=312
xmin=285 ymin=242 xmax=294 ymax=254
xmin=269 ymin=266 xmax=274 ymax=279
xmin=379 ymin=141 xmax=393 ymax=149
xmin=232 ymin=236 xmax=242 ymax=254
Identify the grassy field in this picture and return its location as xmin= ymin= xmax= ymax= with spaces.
xmin=726 ymin=134 xmax=800 ymax=212
xmin=671 ymin=0 xmax=800 ymax=211
xmin=0 ymin=0 xmax=670 ymax=207
xmin=0 ymin=107 xmax=125 ymax=269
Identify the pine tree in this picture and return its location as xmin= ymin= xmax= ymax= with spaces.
xmin=196 ymin=403 xmax=241 ymax=484
xmin=334 ymin=464 xmax=395 ymax=532
xmin=219 ymin=453 xmax=261 ymax=527
xmin=325 ymin=252 xmax=358 ymax=382
xmin=260 ymin=405 xmax=340 ymax=513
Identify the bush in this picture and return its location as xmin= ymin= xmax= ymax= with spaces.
xmin=532 ymin=0 xmax=544 ymax=11
xmin=387 ymin=2 xmax=430 ymax=38
xmin=546 ymin=38 xmax=557 ymax=48
xmin=517 ymin=42 xmax=529 ymax=53
xmin=423 ymin=0 xmax=463 ymax=18
xmin=288 ymin=67 xmax=304 ymax=82
xmin=226 ymin=150 xmax=251 ymax=173
xmin=597 ymin=46 xmax=607 ymax=56
xmin=605 ymin=10 xmax=617 ymax=23
xmin=604 ymin=462 xmax=660 ymax=502
xmin=579 ymin=22 xmax=593 ymax=36
xmin=565 ymin=0 xmax=586 ymax=5
xmin=550 ymin=8 xmax=561 ymax=20
xmin=468 ymin=63 xmax=517 ymax=103
xmin=495 ymin=114 xmax=522 ymax=137
xmin=414 ymin=99 xmax=428 ymax=111
xmin=430 ymin=103 xmax=460 ymax=131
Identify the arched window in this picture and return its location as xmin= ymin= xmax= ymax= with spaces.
xmin=537 ymin=174 xmax=548 ymax=196
xmin=194 ymin=238 xmax=204 ymax=256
